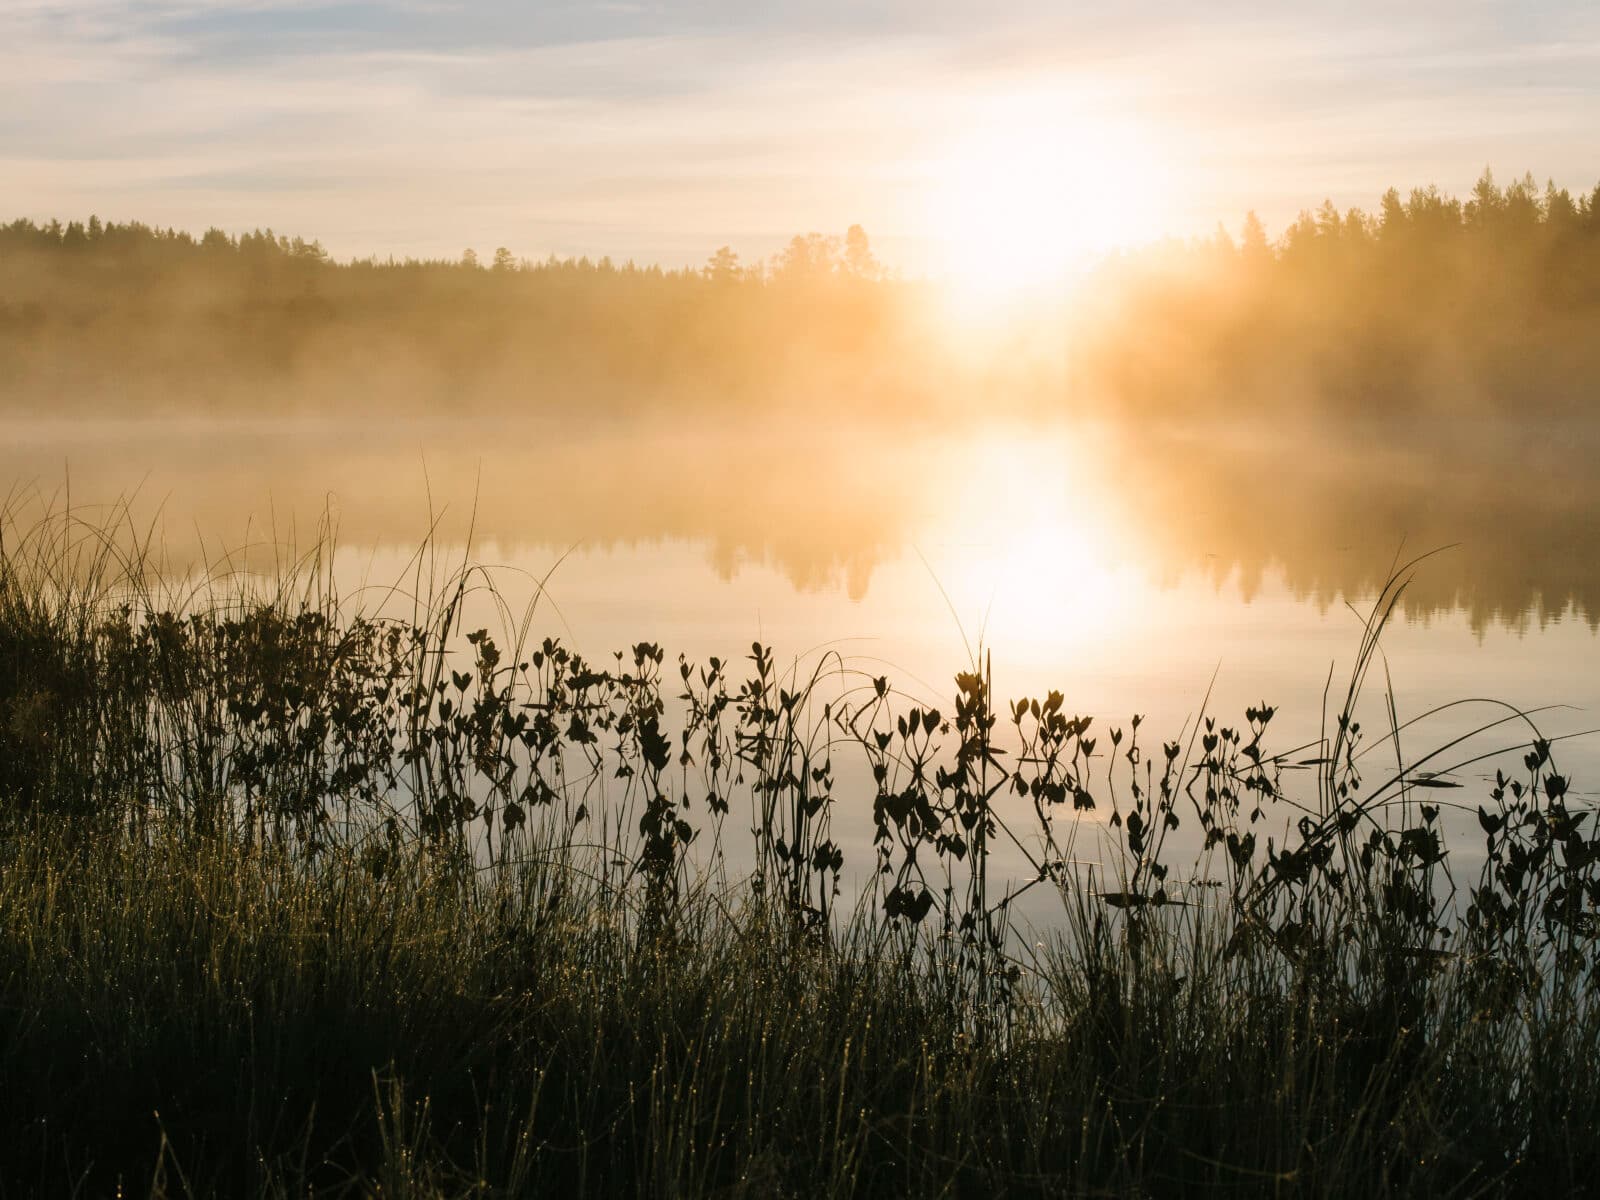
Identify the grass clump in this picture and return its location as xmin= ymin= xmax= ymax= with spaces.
xmin=1 ymin=503 xmax=1599 ymax=1196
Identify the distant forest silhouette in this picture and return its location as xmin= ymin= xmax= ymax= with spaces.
xmin=1077 ymin=169 xmax=1600 ymax=439
xmin=0 ymin=217 xmax=926 ymax=418
xmin=5 ymin=168 xmax=1600 ymax=429
xmin=6 ymin=171 xmax=1600 ymax=625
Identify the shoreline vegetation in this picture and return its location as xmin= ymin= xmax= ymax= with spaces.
xmin=3 ymin=509 xmax=1598 ymax=1195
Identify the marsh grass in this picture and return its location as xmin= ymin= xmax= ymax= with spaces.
xmin=2 ymin=500 xmax=1599 ymax=1196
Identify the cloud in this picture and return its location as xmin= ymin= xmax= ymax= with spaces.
xmin=3 ymin=1 xmax=1598 ymax=265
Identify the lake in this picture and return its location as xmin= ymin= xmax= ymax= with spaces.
xmin=6 ymin=412 xmax=1597 ymax=910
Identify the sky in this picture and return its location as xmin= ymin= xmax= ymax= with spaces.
xmin=4 ymin=1 xmax=1599 ymax=271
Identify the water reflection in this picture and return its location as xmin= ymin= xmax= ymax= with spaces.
xmin=6 ymin=415 xmax=1597 ymax=634
xmin=7 ymin=414 xmax=1597 ymax=883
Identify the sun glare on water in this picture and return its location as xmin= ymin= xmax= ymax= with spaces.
xmin=924 ymin=95 xmax=1168 ymax=312
xmin=919 ymin=432 xmax=1142 ymax=664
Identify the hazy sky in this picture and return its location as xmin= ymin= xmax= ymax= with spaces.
xmin=5 ymin=1 xmax=1598 ymax=270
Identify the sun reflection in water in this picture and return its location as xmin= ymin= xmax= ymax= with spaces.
xmin=912 ymin=430 xmax=1144 ymax=662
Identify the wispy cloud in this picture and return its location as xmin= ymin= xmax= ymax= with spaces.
xmin=3 ymin=1 xmax=1597 ymax=265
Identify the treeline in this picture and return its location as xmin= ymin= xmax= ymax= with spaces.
xmin=1075 ymin=170 xmax=1600 ymax=436
xmin=0 ymin=214 xmax=888 ymax=284
xmin=0 ymin=216 xmax=933 ymax=419
xmin=0 ymin=214 xmax=883 ymax=281
xmin=6 ymin=168 xmax=1600 ymax=428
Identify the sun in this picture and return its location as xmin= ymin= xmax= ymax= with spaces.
xmin=923 ymin=94 xmax=1167 ymax=307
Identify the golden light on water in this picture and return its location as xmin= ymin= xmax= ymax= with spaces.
xmin=921 ymin=92 xmax=1169 ymax=314
xmin=921 ymin=432 xmax=1143 ymax=658
xmin=967 ymin=519 xmax=1133 ymax=654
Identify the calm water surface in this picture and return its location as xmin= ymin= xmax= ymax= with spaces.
xmin=8 ymin=415 xmax=1597 ymax=903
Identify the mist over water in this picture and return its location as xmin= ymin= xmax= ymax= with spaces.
xmin=6 ymin=184 xmax=1600 ymax=865
xmin=8 ymin=408 xmax=1596 ymax=622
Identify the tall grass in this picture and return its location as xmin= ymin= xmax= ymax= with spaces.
xmin=1 ymin=499 xmax=1598 ymax=1196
